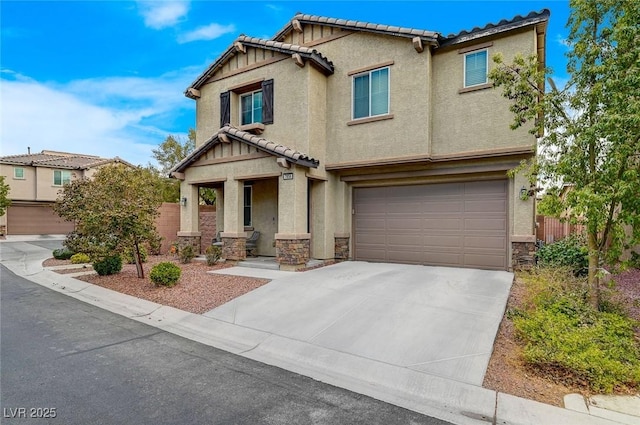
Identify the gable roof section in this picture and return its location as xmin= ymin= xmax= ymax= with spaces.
xmin=0 ymin=150 xmax=131 ymax=170
xmin=273 ymin=13 xmax=439 ymax=44
xmin=439 ymin=9 xmax=550 ymax=48
xmin=186 ymin=36 xmax=334 ymax=95
xmin=171 ymin=126 xmax=319 ymax=174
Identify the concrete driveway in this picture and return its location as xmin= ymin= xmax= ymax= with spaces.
xmin=205 ymin=261 xmax=513 ymax=386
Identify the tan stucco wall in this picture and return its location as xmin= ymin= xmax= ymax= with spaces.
xmin=431 ymin=30 xmax=537 ymax=155
xmin=0 ymin=164 xmax=85 ymax=202
xmin=321 ymin=33 xmax=431 ymax=164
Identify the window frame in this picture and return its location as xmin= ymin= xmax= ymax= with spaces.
xmin=53 ymin=170 xmax=72 ymax=186
xmin=351 ymin=66 xmax=390 ymax=121
xmin=463 ymin=49 xmax=489 ymax=88
xmin=13 ymin=167 xmax=25 ymax=179
xmin=243 ymin=184 xmax=252 ymax=227
xmin=240 ymin=90 xmax=263 ymax=126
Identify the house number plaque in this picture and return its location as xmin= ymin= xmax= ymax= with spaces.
xmin=282 ymin=173 xmax=294 ymax=180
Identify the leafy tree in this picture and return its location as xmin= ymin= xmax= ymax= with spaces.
xmin=54 ymin=164 xmax=163 ymax=278
xmin=151 ymin=129 xmax=196 ymax=176
xmin=151 ymin=128 xmax=215 ymax=205
xmin=0 ymin=176 xmax=10 ymax=216
xmin=490 ymin=0 xmax=640 ymax=308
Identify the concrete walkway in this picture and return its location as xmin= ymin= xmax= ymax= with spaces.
xmin=1 ymin=237 xmax=635 ymax=425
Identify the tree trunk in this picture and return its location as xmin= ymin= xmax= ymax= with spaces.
xmin=587 ymin=231 xmax=600 ymax=310
xmin=134 ymin=240 xmax=144 ymax=279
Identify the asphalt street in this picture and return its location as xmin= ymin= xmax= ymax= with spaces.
xmin=1 ymin=262 xmax=452 ymax=425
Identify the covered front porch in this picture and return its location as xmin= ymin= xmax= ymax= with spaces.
xmin=171 ymin=126 xmax=350 ymax=270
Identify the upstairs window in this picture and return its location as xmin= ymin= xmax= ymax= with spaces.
xmin=53 ymin=170 xmax=71 ymax=186
xmin=352 ymin=67 xmax=389 ymax=120
xmin=464 ymin=50 xmax=488 ymax=87
xmin=14 ymin=167 xmax=24 ymax=179
xmin=240 ymin=90 xmax=263 ymax=125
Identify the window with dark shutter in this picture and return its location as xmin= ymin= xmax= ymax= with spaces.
xmin=220 ymin=91 xmax=230 ymax=127
xmin=261 ymin=79 xmax=274 ymax=124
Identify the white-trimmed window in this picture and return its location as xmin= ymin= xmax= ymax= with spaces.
xmin=352 ymin=67 xmax=389 ymax=120
xmin=13 ymin=167 xmax=24 ymax=179
xmin=243 ymin=185 xmax=252 ymax=227
xmin=53 ymin=170 xmax=72 ymax=186
xmin=464 ymin=50 xmax=488 ymax=87
xmin=240 ymin=90 xmax=263 ymax=125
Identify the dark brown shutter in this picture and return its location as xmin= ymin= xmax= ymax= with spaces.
xmin=261 ymin=79 xmax=274 ymax=124
xmin=220 ymin=91 xmax=230 ymax=127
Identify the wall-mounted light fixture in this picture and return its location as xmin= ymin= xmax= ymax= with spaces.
xmin=520 ymin=186 xmax=529 ymax=201
xmin=180 ymin=197 xmax=187 ymax=206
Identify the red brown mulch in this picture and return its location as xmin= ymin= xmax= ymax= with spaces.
xmin=44 ymin=255 xmax=269 ymax=314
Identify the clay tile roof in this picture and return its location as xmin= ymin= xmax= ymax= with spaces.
xmin=273 ymin=13 xmax=438 ymax=43
xmin=171 ymin=126 xmax=319 ymax=174
xmin=0 ymin=150 xmax=130 ymax=170
xmin=439 ymin=9 xmax=550 ymax=47
xmin=186 ymin=36 xmax=334 ymax=94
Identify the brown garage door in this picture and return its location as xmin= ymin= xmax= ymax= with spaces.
xmin=7 ymin=205 xmax=75 ymax=235
xmin=353 ymin=180 xmax=507 ymax=270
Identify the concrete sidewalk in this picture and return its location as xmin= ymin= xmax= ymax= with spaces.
xmin=0 ymin=238 xmax=634 ymax=425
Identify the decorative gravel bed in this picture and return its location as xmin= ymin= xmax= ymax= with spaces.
xmin=43 ymin=255 xmax=269 ymax=314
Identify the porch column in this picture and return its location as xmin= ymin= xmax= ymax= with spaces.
xmin=215 ymin=187 xmax=224 ymax=235
xmin=221 ymin=179 xmax=246 ymax=260
xmin=177 ymin=183 xmax=201 ymax=253
xmin=276 ymin=167 xmax=310 ymax=270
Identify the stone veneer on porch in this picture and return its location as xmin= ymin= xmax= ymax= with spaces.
xmin=276 ymin=234 xmax=310 ymax=270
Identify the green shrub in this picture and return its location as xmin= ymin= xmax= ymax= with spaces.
xmin=514 ymin=292 xmax=640 ymax=392
xmin=629 ymin=251 xmax=640 ymax=269
xmin=536 ymin=235 xmax=589 ymax=275
xmin=70 ymin=253 xmax=91 ymax=264
xmin=178 ymin=244 xmax=195 ymax=264
xmin=53 ymin=248 xmax=74 ymax=260
xmin=92 ymin=255 xmax=122 ymax=276
xmin=148 ymin=234 xmax=163 ymax=256
xmin=122 ymin=245 xmax=148 ymax=264
xmin=150 ymin=262 xmax=181 ymax=287
xmin=205 ymin=245 xmax=222 ymax=266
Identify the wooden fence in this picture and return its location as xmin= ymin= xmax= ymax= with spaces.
xmin=536 ymin=215 xmax=586 ymax=244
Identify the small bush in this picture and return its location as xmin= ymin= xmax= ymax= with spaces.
xmin=178 ymin=244 xmax=195 ymax=264
xmin=93 ymin=255 xmax=122 ymax=276
xmin=629 ymin=251 xmax=640 ymax=269
xmin=148 ymin=234 xmax=163 ymax=256
xmin=122 ymin=245 xmax=148 ymax=264
xmin=150 ymin=262 xmax=181 ymax=287
xmin=53 ymin=248 xmax=74 ymax=260
xmin=205 ymin=245 xmax=222 ymax=266
xmin=536 ymin=235 xmax=589 ymax=275
xmin=70 ymin=253 xmax=91 ymax=264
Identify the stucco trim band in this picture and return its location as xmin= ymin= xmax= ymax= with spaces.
xmin=511 ymin=235 xmax=536 ymax=243
xmin=275 ymin=233 xmax=311 ymax=240
xmin=177 ymin=231 xmax=202 ymax=237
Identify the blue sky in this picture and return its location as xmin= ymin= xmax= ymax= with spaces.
xmin=1 ymin=0 xmax=571 ymax=166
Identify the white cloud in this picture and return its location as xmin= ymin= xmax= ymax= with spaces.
xmin=0 ymin=70 xmax=195 ymax=166
xmin=138 ymin=0 xmax=190 ymax=29
xmin=177 ymin=23 xmax=236 ymax=44
xmin=556 ymin=34 xmax=571 ymax=48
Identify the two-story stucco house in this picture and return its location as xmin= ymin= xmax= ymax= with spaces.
xmin=171 ymin=10 xmax=549 ymax=271
xmin=0 ymin=150 xmax=130 ymax=235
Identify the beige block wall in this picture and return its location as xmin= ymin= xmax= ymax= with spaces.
xmin=320 ymin=33 xmax=431 ymax=164
xmin=431 ymin=30 xmax=537 ymax=155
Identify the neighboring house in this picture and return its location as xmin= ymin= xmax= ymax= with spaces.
xmin=171 ymin=10 xmax=549 ymax=270
xmin=0 ymin=150 xmax=130 ymax=235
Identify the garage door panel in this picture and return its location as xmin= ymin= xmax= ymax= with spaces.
xmin=354 ymin=180 xmax=508 ymax=270
xmin=464 ymin=218 xmax=506 ymax=231
xmin=465 ymin=235 xmax=506 ymax=250
xmin=424 ymin=235 xmax=463 ymax=248
xmin=465 ymin=199 xmax=507 ymax=213
xmin=7 ymin=205 xmax=74 ymax=235
xmin=423 ymin=218 xmax=462 ymax=230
